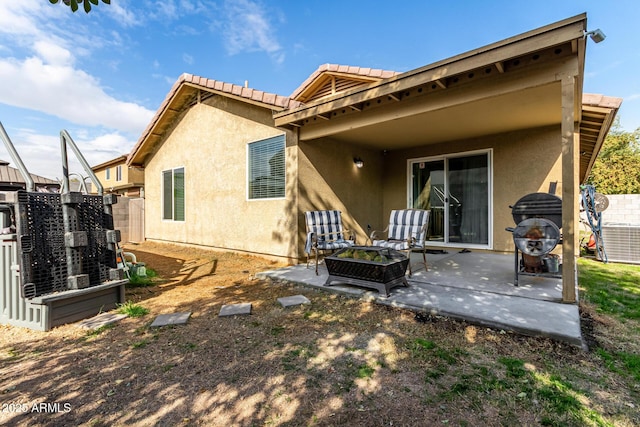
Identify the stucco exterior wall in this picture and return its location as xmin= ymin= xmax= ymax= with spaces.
xmin=143 ymin=97 xmax=298 ymax=260
xmin=380 ymin=125 xmax=562 ymax=253
xmin=93 ymin=160 xmax=144 ymax=196
xmin=297 ymin=138 xmax=384 ymax=254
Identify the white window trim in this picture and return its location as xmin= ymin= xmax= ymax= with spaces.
xmin=406 ymin=148 xmax=493 ymax=250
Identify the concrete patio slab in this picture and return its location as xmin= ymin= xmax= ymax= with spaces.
xmin=257 ymin=251 xmax=584 ymax=347
xmin=219 ymin=303 xmax=252 ymax=317
xmin=278 ymin=295 xmax=311 ymax=307
xmin=77 ymin=312 xmax=127 ymax=330
xmin=150 ymin=312 xmax=192 ymax=327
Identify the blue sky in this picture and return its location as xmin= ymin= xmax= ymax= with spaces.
xmin=0 ymin=0 xmax=638 ymax=180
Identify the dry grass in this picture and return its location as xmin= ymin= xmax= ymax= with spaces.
xmin=0 ymin=241 xmax=638 ymax=426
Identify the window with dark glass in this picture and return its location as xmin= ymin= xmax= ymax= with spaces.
xmin=162 ymin=167 xmax=185 ymax=221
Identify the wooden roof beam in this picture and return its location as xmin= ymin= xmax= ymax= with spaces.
xmin=435 ymin=79 xmax=447 ymax=89
xmin=495 ymin=62 xmax=505 ymax=73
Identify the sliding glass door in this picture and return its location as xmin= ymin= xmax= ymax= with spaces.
xmin=408 ymin=150 xmax=491 ymax=248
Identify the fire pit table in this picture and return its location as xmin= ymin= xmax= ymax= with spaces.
xmin=324 ymin=246 xmax=409 ymax=297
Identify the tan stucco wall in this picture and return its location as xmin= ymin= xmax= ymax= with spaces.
xmin=380 ymin=125 xmax=562 ymax=252
xmin=297 ymin=138 xmax=384 ymax=255
xmin=143 ymin=96 xmax=298 ymax=261
xmin=93 ymin=161 xmax=144 ymax=195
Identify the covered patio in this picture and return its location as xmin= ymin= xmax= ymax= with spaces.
xmin=257 ymin=250 xmax=584 ymax=347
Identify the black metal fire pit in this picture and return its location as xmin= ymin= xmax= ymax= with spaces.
xmin=324 ymin=246 xmax=409 ymax=297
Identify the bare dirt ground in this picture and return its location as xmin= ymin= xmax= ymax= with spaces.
xmin=1 ymin=241 xmax=638 ymax=426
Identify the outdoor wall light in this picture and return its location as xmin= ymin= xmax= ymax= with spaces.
xmin=584 ymin=29 xmax=606 ymax=43
xmin=354 ymin=157 xmax=364 ymax=168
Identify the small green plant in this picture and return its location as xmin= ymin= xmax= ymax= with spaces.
xmin=270 ymin=325 xmax=286 ymax=336
xmin=86 ymin=323 xmax=115 ymax=337
xmin=357 ymin=364 xmax=375 ymax=379
xmin=499 ymin=357 xmax=528 ymax=378
xmin=132 ymin=339 xmax=148 ymax=349
xmin=117 ymin=301 xmax=149 ymax=318
xmin=127 ymin=268 xmax=157 ymax=288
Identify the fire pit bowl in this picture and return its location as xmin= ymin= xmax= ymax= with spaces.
xmin=324 ymin=246 xmax=409 ymax=297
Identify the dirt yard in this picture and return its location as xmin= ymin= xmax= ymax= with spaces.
xmin=1 ymin=241 xmax=637 ymax=426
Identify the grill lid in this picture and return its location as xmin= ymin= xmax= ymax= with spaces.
xmin=512 ymin=218 xmax=560 ymax=256
xmin=511 ymin=192 xmax=562 ymax=228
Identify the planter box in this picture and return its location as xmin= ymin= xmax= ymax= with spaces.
xmin=325 ymin=246 xmax=409 ymax=297
xmin=0 ymin=236 xmax=126 ymax=331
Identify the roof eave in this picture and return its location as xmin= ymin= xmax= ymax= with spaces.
xmin=580 ymin=95 xmax=623 ymax=183
xmin=127 ymin=74 xmax=297 ymax=167
xmin=274 ymin=14 xmax=588 ymax=126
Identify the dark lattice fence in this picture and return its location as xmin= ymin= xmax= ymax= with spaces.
xmin=16 ymin=191 xmax=118 ymax=299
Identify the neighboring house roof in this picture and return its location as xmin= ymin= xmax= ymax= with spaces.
xmin=92 ymin=155 xmax=128 ymax=170
xmin=127 ymin=74 xmax=302 ymax=166
xmin=290 ymin=64 xmax=400 ymax=103
xmin=0 ymin=159 xmax=59 ymax=188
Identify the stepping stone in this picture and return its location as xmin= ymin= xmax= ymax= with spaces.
xmin=219 ymin=303 xmax=252 ymax=317
xmin=277 ymin=295 xmax=311 ymax=307
xmin=150 ymin=312 xmax=192 ymax=327
xmin=78 ymin=312 xmax=127 ymax=329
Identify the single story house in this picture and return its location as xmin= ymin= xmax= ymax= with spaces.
xmin=128 ymin=14 xmax=621 ymax=303
xmin=0 ymin=159 xmax=60 ymax=192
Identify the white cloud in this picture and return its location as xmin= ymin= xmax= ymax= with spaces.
xmin=0 ymin=0 xmax=154 ymax=135
xmin=0 ymin=126 xmax=135 ymax=180
xmin=33 ymin=40 xmax=73 ymax=66
xmin=222 ymin=0 xmax=284 ymax=62
xmin=183 ymin=53 xmax=194 ymax=65
xmin=0 ymin=55 xmax=153 ymax=134
xmin=0 ymin=0 xmax=157 ymax=180
xmin=106 ymin=2 xmax=141 ymax=27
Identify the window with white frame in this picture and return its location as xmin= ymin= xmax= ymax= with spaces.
xmin=116 ymin=165 xmax=122 ymax=182
xmin=105 ymin=168 xmax=111 ymax=180
xmin=162 ymin=167 xmax=185 ymax=221
xmin=248 ymin=135 xmax=285 ymax=199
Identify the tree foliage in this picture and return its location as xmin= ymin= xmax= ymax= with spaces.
xmin=587 ymin=120 xmax=640 ymax=194
xmin=49 ymin=0 xmax=110 ymax=14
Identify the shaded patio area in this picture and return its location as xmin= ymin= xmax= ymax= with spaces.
xmin=257 ymin=250 xmax=584 ymax=347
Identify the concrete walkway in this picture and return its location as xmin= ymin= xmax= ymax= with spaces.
xmin=256 ymin=250 xmax=584 ymax=347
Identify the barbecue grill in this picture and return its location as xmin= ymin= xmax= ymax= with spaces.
xmin=506 ymin=192 xmax=562 ymax=285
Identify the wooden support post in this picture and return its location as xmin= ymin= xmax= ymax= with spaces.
xmin=561 ymin=75 xmax=579 ymax=303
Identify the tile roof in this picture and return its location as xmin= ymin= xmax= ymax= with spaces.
xmin=289 ymin=64 xmax=401 ymax=101
xmin=128 ymin=73 xmax=302 ymax=165
xmin=180 ymin=73 xmax=302 ymax=110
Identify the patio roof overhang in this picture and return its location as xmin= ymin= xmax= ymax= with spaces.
xmin=273 ymin=14 xmax=620 ymax=183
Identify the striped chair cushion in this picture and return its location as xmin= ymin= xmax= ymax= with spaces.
xmin=386 ymin=209 xmax=429 ymax=246
xmin=304 ymin=210 xmax=352 ymax=253
xmin=372 ymin=239 xmax=410 ymax=250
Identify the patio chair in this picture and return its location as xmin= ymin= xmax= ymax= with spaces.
xmin=370 ymin=209 xmax=430 ymax=276
xmin=305 ymin=210 xmax=355 ymax=275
